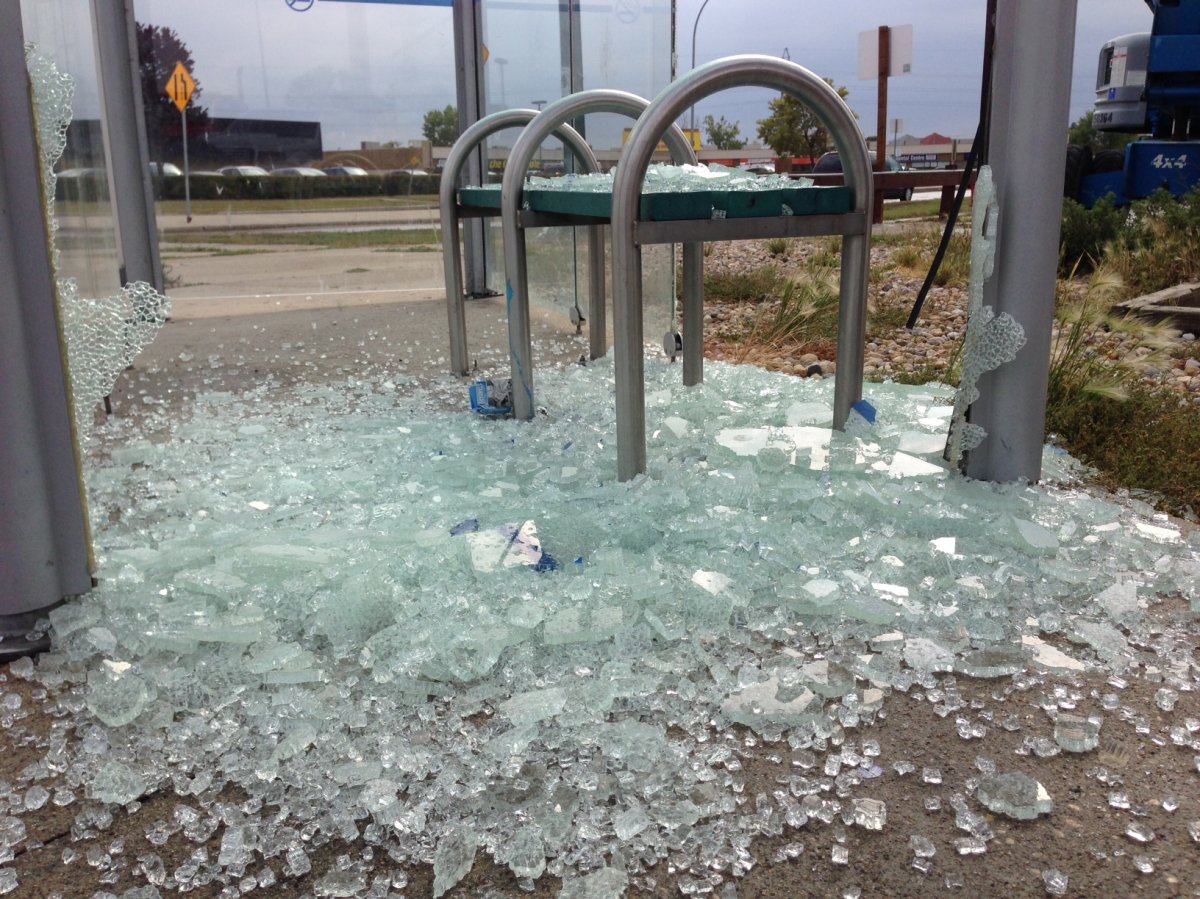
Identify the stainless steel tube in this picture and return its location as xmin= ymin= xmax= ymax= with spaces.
xmin=500 ymin=89 xmax=697 ymax=420
xmin=439 ymin=110 xmax=592 ymax=376
xmin=611 ymin=55 xmax=872 ymax=480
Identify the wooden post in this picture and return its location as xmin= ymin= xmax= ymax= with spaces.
xmin=874 ymin=26 xmax=890 ymax=224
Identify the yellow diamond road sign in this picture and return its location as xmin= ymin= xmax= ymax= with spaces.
xmin=166 ymin=62 xmax=195 ymax=113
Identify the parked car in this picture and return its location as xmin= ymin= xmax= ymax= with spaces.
xmin=218 ymin=165 xmax=270 ymax=177
xmin=148 ymin=162 xmax=182 ymax=177
xmin=272 ymin=166 xmax=327 ymax=177
xmin=56 ymin=166 xmax=106 ymax=180
xmin=323 ymin=165 xmax=369 ymax=176
xmin=811 ymin=152 xmax=914 ymax=201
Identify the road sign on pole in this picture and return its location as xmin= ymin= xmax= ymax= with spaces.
xmin=165 ymin=62 xmax=196 ymax=222
xmin=165 ymin=61 xmax=195 ymax=113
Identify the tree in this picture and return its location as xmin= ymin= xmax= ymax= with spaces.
xmin=703 ymin=115 xmax=745 ymax=150
xmin=756 ymin=80 xmax=851 ymax=162
xmin=1068 ymin=110 xmax=1137 ymax=152
xmin=137 ymin=23 xmax=209 ymax=168
xmin=422 ymin=105 xmax=460 ymax=147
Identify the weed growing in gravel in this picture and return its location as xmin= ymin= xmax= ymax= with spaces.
xmin=765 ymin=237 xmax=790 ymax=258
xmin=890 ymin=227 xmax=971 ymax=288
xmin=1045 ymin=266 xmax=1198 ymax=516
xmin=808 ymin=236 xmax=843 ymax=269
xmin=703 ymin=265 xmax=787 ymax=303
xmin=737 ymin=276 xmax=841 ymax=360
xmin=867 ymin=302 xmax=913 ymax=335
xmin=1048 ymin=267 xmax=1177 ymax=403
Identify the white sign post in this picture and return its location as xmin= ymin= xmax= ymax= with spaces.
xmin=890 ymin=117 xmax=903 ymax=156
xmin=858 ymin=25 xmax=912 ymax=220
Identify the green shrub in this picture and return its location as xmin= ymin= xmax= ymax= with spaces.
xmin=1105 ymin=188 xmax=1200 ymax=295
xmin=1059 ymin=195 xmax=1125 ymax=276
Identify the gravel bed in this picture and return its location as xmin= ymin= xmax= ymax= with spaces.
xmin=698 ymin=233 xmax=1200 ymax=400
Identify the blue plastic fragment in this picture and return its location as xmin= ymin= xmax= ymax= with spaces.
xmin=469 ymin=379 xmax=513 ymax=417
xmin=449 ymin=518 xmax=480 ymax=536
xmin=851 ymin=399 xmax=877 ymax=424
xmin=534 ymin=553 xmax=560 ymax=573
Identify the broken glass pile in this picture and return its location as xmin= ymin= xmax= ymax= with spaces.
xmin=504 ymin=162 xmax=812 ymax=196
xmin=10 ymin=354 xmax=1198 ymax=896
xmin=10 ymin=44 xmax=1199 ymax=895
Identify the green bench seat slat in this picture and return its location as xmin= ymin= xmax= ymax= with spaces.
xmin=457 ymin=185 xmax=852 ymax=221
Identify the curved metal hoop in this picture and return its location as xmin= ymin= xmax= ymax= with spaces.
xmin=610 ymin=55 xmax=874 ymax=480
xmin=439 ymin=109 xmax=595 ymax=376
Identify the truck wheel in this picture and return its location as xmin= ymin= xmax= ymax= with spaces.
xmin=1064 ymin=144 xmax=1092 ymax=199
xmin=1090 ymin=148 xmax=1125 ymax=174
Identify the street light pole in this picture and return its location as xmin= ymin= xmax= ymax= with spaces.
xmin=688 ymin=0 xmax=714 ymax=147
xmin=532 ymin=99 xmax=547 ymax=168
xmin=494 ymin=57 xmax=508 ymax=109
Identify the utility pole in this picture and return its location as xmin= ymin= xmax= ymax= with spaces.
xmin=689 ymin=0 xmax=714 ymax=148
xmin=532 ymin=100 xmax=547 ymax=169
xmin=875 ymin=25 xmax=890 ymax=224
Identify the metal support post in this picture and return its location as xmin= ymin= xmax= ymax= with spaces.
xmin=90 ymin=0 xmax=164 ymax=291
xmin=965 ymin=0 xmax=1078 ymax=483
xmin=612 ymin=56 xmax=871 ymax=481
xmin=0 ymin=5 xmax=93 ymax=635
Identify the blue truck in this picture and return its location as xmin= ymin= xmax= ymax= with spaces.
xmin=1072 ymin=0 xmax=1200 ymax=207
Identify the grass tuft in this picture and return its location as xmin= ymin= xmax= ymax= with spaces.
xmin=1046 ymin=265 xmax=1198 ymax=516
xmin=764 ymin=237 xmax=790 ymax=258
xmin=747 ymin=276 xmax=841 ymax=351
xmin=163 ymin=227 xmax=441 ymax=250
xmin=703 ymin=265 xmax=787 ymax=303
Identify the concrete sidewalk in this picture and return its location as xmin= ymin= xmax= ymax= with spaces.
xmin=154 ymin=204 xmax=442 ymax=234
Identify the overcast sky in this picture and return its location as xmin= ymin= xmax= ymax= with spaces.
xmin=681 ymin=0 xmax=1153 ymax=144
xmin=122 ymin=0 xmax=1153 ymax=151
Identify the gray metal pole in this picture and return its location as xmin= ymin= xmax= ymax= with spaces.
xmin=453 ymin=0 xmax=489 ymax=296
xmin=0 ymin=6 xmax=93 ymax=635
xmin=181 ymin=107 xmax=191 ymax=223
xmin=90 ymin=0 xmax=164 ymax=291
xmin=611 ymin=56 xmax=872 ymax=480
xmin=964 ymin=0 xmax=1078 ymax=483
xmin=689 ymin=0 xmax=714 ymax=141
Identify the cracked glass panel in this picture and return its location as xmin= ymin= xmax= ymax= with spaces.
xmin=946 ymin=164 xmax=1026 ymax=465
xmin=27 ymin=44 xmax=170 ymax=446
